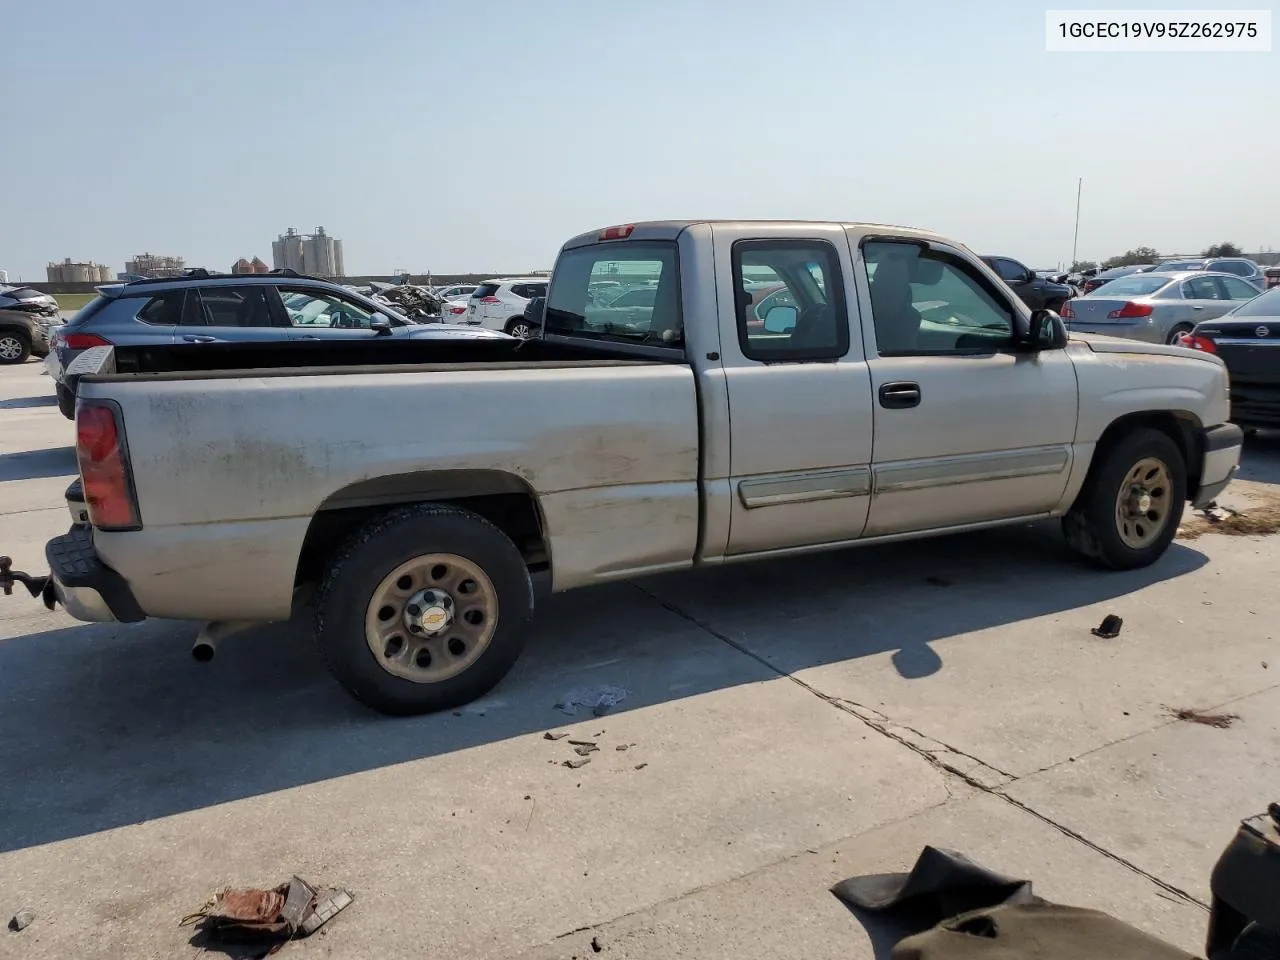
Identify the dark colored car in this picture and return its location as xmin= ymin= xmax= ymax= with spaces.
xmin=0 ymin=286 xmax=61 ymax=364
xmin=1181 ymin=286 xmax=1280 ymax=428
xmin=519 ymin=295 xmax=546 ymax=339
xmin=981 ymin=256 xmax=1073 ymax=311
xmin=1081 ymin=265 xmax=1154 ymax=295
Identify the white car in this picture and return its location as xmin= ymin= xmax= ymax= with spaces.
xmin=433 ymin=283 xmax=478 ymax=302
xmin=467 ymin=278 xmax=549 ymax=337
xmin=441 ymin=297 xmax=472 ymax=323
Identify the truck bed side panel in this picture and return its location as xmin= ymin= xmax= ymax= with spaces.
xmin=84 ymin=363 xmax=700 ymax=620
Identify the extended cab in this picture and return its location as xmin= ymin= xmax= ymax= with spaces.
xmin=7 ymin=221 xmax=1243 ymax=715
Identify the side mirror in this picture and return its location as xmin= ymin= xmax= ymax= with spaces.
xmin=526 ymin=297 xmax=546 ymax=330
xmin=1027 ymin=309 xmax=1068 ymax=350
xmin=762 ymin=305 xmax=798 ymax=333
xmin=370 ymin=314 xmax=393 ymax=336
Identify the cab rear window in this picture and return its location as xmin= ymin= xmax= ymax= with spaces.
xmin=544 ymin=241 xmax=681 ymax=348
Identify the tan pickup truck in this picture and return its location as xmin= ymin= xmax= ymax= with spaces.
xmin=6 ymin=221 xmax=1243 ymax=714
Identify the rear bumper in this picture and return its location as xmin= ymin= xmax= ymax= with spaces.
xmin=1193 ymin=423 xmax=1244 ymax=508
xmin=46 ymin=526 xmax=144 ymax=624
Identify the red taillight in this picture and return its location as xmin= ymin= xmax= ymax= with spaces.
xmin=63 ymin=332 xmax=113 ymax=349
xmin=448 ymin=305 xmax=466 ymax=315
xmin=479 ymin=296 xmax=501 ymax=304
xmin=1107 ymin=301 xmax=1153 ymax=319
xmin=75 ymin=403 xmax=140 ymax=530
xmin=598 ymin=224 xmax=636 ymax=241
xmin=1060 ymin=301 xmax=1075 ymax=318
xmin=1181 ymin=334 xmax=1218 ymax=354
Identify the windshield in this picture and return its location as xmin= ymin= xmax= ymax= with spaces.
xmin=1226 ymin=287 xmax=1280 ymax=318
xmin=1090 ymin=275 xmax=1171 ymax=297
xmin=544 ymin=240 xmax=682 ymax=347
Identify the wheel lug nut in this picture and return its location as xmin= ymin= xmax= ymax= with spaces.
xmin=406 ymin=604 xmax=421 ymax=616
xmin=409 ymin=624 xmax=422 ymax=634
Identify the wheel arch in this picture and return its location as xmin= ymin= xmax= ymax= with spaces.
xmin=1088 ymin=409 xmax=1204 ymax=500
xmin=295 ymin=469 xmax=550 ymax=588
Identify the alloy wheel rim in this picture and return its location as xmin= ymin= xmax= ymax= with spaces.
xmin=1114 ymin=457 xmax=1173 ymax=549
xmin=0 ymin=336 xmax=22 ymax=360
xmin=364 ymin=553 xmax=498 ymax=683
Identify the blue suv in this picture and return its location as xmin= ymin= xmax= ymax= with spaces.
xmin=48 ymin=269 xmax=507 ymax=417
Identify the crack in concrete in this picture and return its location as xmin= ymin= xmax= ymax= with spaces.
xmin=630 ymin=581 xmax=1210 ymax=912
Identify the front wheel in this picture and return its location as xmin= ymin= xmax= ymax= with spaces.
xmin=0 ymin=331 xmax=31 ymax=364
xmin=315 ymin=503 xmax=533 ymax=715
xmin=1063 ymin=428 xmax=1186 ymax=569
xmin=505 ymin=318 xmax=533 ymax=339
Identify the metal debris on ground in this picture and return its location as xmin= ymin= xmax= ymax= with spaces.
xmin=634 ymin=763 xmax=648 ymax=771
xmin=8 ymin=908 xmax=35 ymax=932
xmin=543 ymin=731 xmax=569 ymax=740
xmin=1169 ymin=706 xmax=1238 ymax=729
xmin=180 ymin=876 xmax=353 ymax=955
xmin=1091 ymin=614 xmax=1123 ymax=639
xmin=554 ymin=685 xmax=629 ymax=717
xmin=563 ymin=757 xmax=591 ymax=769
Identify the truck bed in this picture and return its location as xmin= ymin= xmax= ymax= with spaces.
xmin=100 ymin=335 xmax=671 ymax=380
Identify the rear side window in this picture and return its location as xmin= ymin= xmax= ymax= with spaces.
xmin=1183 ymin=276 xmax=1226 ymax=300
xmin=188 ymin=287 xmax=276 ymax=327
xmin=545 ymin=241 xmax=681 ymax=347
xmin=1211 ymin=261 xmax=1251 ymax=277
xmin=136 ymin=291 xmax=186 ymax=325
xmin=734 ymin=240 xmax=847 ymax=362
xmin=472 ymin=283 xmax=500 ymax=298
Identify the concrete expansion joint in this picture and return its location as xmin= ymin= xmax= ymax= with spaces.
xmin=629 ymin=581 xmax=1210 ymax=913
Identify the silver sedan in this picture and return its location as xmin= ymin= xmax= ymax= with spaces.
xmin=1061 ymin=270 xmax=1262 ymax=345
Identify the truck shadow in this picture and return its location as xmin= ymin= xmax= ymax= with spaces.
xmin=0 ymin=522 xmax=1207 ymax=853
xmin=0 ymin=445 xmax=77 ymax=482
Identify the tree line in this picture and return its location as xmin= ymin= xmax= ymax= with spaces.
xmin=1071 ymin=242 xmax=1244 ymax=273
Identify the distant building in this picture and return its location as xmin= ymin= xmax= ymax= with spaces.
xmin=232 ymin=256 xmax=270 ymax=274
xmin=47 ymin=258 xmax=113 ymax=283
xmin=125 ymin=253 xmax=185 ymax=278
xmin=271 ymin=226 xmax=344 ymax=277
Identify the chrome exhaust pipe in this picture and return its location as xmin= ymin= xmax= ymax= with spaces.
xmin=192 ymin=620 xmax=262 ymax=663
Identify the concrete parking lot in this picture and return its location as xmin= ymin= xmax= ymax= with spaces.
xmin=1 ymin=357 xmax=1278 ymax=960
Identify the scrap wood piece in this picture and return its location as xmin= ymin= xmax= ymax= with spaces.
xmin=181 ymin=876 xmax=353 ymax=952
xmin=1169 ymin=706 xmax=1238 ymax=729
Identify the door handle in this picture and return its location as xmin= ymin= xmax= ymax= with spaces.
xmin=299 ymin=335 xmax=320 ymax=339
xmin=879 ymin=381 xmax=921 ymax=409
xmin=1192 ymin=305 xmax=1205 ymax=310
xmin=181 ymin=335 xmax=218 ymax=343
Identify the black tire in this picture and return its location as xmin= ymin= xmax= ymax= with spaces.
xmin=1045 ymin=298 xmax=1066 ymax=315
xmin=0 ymin=329 xmax=31 ymax=365
xmin=1062 ymin=428 xmax=1186 ymax=569
xmin=314 ymin=503 xmax=533 ymax=716
xmin=505 ymin=318 xmax=532 ymax=339
xmin=56 ymin=384 xmax=76 ymax=420
xmin=1166 ymin=323 xmax=1194 ymax=345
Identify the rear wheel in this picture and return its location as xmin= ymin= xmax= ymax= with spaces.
xmin=315 ymin=503 xmax=534 ymax=716
xmin=1166 ymin=323 xmax=1194 ymax=345
xmin=56 ymin=384 xmax=76 ymax=420
xmin=505 ymin=318 xmax=533 ymax=339
xmin=1063 ymin=428 xmax=1186 ymax=569
xmin=0 ymin=330 xmax=30 ymax=364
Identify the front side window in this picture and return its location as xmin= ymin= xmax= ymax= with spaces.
xmin=278 ymin=289 xmax=378 ymax=328
xmin=990 ymin=258 xmax=1027 ymax=283
xmin=1221 ymin=276 xmax=1261 ymax=300
xmin=734 ymin=240 xmax=847 ymax=361
xmin=863 ymin=241 xmax=1014 ymax=356
xmin=545 ymin=240 xmax=681 ymax=347
xmin=191 ymin=286 xmax=275 ymax=327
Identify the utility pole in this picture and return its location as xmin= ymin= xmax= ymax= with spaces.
xmin=1071 ymin=177 xmax=1083 ymax=268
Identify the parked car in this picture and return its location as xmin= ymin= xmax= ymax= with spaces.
xmin=0 ymin=285 xmax=62 ymax=364
xmin=520 ymin=295 xmax=546 ymax=338
xmin=1144 ymin=258 xmax=1266 ymax=287
xmin=1265 ymin=266 xmax=1280 ymax=290
xmin=1061 ymin=271 xmax=1262 ymax=344
xmin=7 ymin=220 xmax=1241 ymax=716
xmin=466 ymin=278 xmax=549 ymax=337
xmin=1081 ymin=265 xmax=1153 ymax=294
xmin=980 ymin=257 xmax=1073 ymax=312
xmin=46 ymin=269 xmax=507 ymax=418
xmin=433 ymin=284 xmax=479 ymax=302
xmin=1179 ymin=286 xmax=1280 ymax=428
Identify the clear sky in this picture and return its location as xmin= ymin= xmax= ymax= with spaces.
xmin=2 ymin=0 xmax=1276 ymax=280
